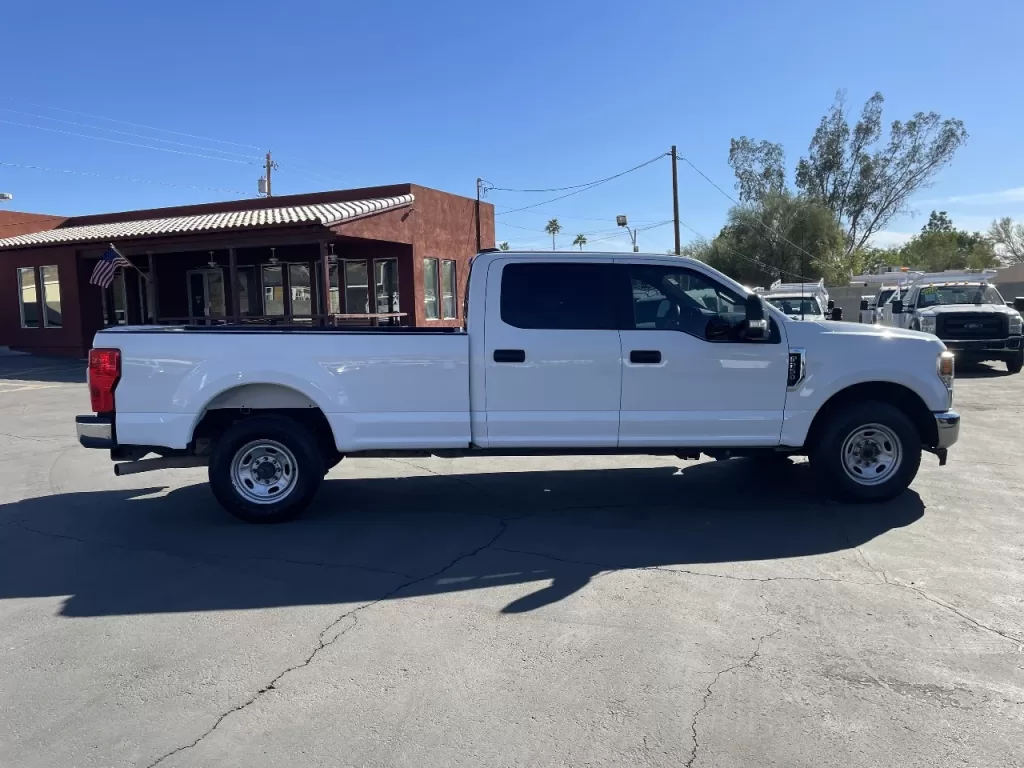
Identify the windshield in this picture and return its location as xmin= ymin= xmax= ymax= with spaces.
xmin=917 ymin=284 xmax=1003 ymax=308
xmin=877 ymin=288 xmax=897 ymax=305
xmin=766 ymin=297 xmax=822 ymax=315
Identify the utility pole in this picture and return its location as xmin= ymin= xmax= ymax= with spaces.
xmin=475 ymin=177 xmax=482 ymax=252
xmin=671 ymin=146 xmax=681 ymax=255
xmin=260 ymin=151 xmax=278 ymax=197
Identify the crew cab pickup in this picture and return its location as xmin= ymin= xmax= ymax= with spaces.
xmin=77 ymin=251 xmax=960 ymax=523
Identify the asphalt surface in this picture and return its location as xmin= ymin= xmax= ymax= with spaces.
xmin=0 ymin=355 xmax=1021 ymax=768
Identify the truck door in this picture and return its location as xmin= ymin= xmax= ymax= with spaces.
xmin=483 ymin=259 xmax=622 ymax=447
xmin=616 ymin=261 xmax=788 ymax=447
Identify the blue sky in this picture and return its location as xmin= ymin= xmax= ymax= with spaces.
xmin=2 ymin=0 xmax=1021 ymax=252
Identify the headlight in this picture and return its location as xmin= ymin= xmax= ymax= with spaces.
xmin=937 ymin=350 xmax=954 ymax=404
xmin=920 ymin=315 xmax=937 ymax=334
xmin=1010 ymin=313 xmax=1022 ymax=335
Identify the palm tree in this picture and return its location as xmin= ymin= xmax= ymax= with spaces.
xmin=544 ymin=219 xmax=562 ymax=250
xmin=498 ymin=241 xmax=510 ymax=251
xmin=573 ymin=233 xmax=588 ymax=251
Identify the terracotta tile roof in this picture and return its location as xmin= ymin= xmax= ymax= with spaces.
xmin=0 ymin=194 xmax=413 ymax=250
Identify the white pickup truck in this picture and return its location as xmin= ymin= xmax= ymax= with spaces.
xmin=77 ymin=250 xmax=960 ymax=523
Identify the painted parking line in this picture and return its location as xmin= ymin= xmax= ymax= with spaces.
xmin=0 ymin=384 xmax=60 ymax=393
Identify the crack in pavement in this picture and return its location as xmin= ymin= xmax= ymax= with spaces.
xmin=685 ymin=592 xmax=782 ymax=768
xmin=490 ymin=545 xmax=1024 ymax=647
xmin=144 ymin=518 xmax=510 ymax=768
xmin=13 ymin=522 xmax=415 ymax=580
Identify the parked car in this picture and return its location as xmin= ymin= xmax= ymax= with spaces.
xmin=77 ymin=250 xmax=960 ymax=523
xmin=878 ymin=271 xmax=1023 ymax=373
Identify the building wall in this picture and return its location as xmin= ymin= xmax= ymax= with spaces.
xmin=0 ymin=245 xmax=87 ymax=356
xmin=0 ymin=210 xmax=66 ymax=238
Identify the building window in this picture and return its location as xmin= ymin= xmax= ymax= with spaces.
xmin=289 ymin=264 xmax=312 ymax=316
xmin=344 ymin=260 xmax=369 ymax=314
xmin=441 ymin=260 xmax=457 ymax=319
xmin=424 ymin=258 xmax=439 ymax=320
xmin=17 ymin=267 xmax=39 ymax=328
xmin=41 ymin=265 xmax=62 ymax=328
xmin=374 ymin=259 xmax=399 ymax=314
xmin=262 ymin=265 xmax=284 ymax=316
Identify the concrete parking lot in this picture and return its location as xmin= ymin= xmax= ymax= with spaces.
xmin=0 ymin=355 xmax=1021 ymax=768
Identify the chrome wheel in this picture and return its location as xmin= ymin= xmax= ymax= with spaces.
xmin=841 ymin=423 xmax=902 ymax=486
xmin=230 ymin=439 xmax=299 ymax=504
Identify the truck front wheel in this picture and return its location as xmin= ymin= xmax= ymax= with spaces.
xmin=1007 ymin=351 xmax=1023 ymax=374
xmin=810 ymin=401 xmax=922 ymax=503
xmin=209 ymin=415 xmax=324 ymax=523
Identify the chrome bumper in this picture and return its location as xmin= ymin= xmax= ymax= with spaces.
xmin=76 ymin=415 xmax=115 ymax=449
xmin=933 ymin=410 xmax=960 ymax=451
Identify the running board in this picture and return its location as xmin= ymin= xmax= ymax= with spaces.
xmin=113 ymin=456 xmax=208 ymax=476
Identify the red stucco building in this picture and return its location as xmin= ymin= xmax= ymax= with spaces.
xmin=0 ymin=184 xmax=494 ymax=357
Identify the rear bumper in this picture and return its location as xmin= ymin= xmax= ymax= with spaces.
xmin=76 ymin=415 xmax=115 ymax=449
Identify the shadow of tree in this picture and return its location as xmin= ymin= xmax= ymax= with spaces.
xmin=0 ymin=459 xmax=923 ymax=617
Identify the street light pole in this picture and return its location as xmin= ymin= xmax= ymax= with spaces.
xmin=616 ymin=214 xmax=639 ymax=252
xmin=0 ymin=192 xmax=13 ymax=202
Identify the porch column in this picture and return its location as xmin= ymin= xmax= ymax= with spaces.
xmin=229 ymin=247 xmax=239 ymax=323
xmin=319 ymin=240 xmax=331 ymax=326
xmin=147 ymin=251 xmax=160 ymax=322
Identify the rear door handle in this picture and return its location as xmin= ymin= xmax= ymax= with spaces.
xmin=629 ymin=350 xmax=662 ymax=364
xmin=493 ymin=349 xmax=526 ymax=363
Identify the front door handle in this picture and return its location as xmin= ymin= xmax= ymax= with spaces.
xmin=630 ymin=350 xmax=662 ymax=364
xmin=493 ymin=349 xmax=526 ymax=363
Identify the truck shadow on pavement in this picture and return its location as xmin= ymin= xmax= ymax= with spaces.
xmin=0 ymin=459 xmax=923 ymax=618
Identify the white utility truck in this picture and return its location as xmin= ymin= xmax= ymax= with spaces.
xmin=877 ymin=271 xmax=1024 ymax=374
xmin=77 ymin=250 xmax=960 ymax=523
xmin=756 ymin=279 xmax=841 ymax=321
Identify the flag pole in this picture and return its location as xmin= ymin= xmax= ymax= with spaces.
xmin=109 ymin=242 xmax=151 ymax=282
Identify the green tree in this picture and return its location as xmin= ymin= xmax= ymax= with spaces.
xmin=988 ymin=217 xmax=1024 ymax=263
xmin=729 ymin=91 xmax=968 ymax=256
xmin=572 ymin=233 xmax=588 ymax=251
xmin=498 ymin=241 xmax=510 ymax=251
xmin=896 ymin=214 xmax=997 ymax=271
xmin=701 ymin=192 xmax=847 ymax=286
xmin=922 ymin=210 xmax=954 ymax=233
xmin=544 ymin=218 xmax=562 ymax=249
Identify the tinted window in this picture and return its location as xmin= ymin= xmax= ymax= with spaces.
xmin=629 ymin=265 xmax=747 ymax=340
xmin=500 ymin=262 xmax=617 ymax=330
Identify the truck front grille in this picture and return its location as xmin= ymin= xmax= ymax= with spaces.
xmin=937 ymin=313 xmax=1007 ymax=340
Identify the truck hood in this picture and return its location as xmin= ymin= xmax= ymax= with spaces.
xmin=784 ymin=319 xmax=945 ymax=348
xmin=917 ymin=303 xmax=1017 ymax=316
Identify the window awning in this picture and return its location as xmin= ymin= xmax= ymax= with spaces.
xmin=0 ymin=194 xmax=414 ymax=250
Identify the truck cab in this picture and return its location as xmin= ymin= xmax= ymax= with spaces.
xmin=757 ymin=279 xmax=839 ymax=321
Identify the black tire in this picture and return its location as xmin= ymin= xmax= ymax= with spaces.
xmin=1007 ymin=351 xmax=1023 ymax=374
xmin=809 ymin=400 xmax=921 ymax=503
xmin=209 ymin=415 xmax=324 ymax=523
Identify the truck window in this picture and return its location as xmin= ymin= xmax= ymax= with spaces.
xmin=500 ymin=262 xmax=617 ymax=330
xmin=628 ymin=264 xmax=746 ymax=340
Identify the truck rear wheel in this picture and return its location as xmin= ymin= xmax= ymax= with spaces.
xmin=810 ymin=401 xmax=921 ymax=503
xmin=1007 ymin=351 xmax=1023 ymax=374
xmin=209 ymin=415 xmax=324 ymax=523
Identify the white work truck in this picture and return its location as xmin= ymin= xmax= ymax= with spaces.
xmin=77 ymin=250 xmax=960 ymax=523
xmin=757 ymin=279 xmax=840 ymax=321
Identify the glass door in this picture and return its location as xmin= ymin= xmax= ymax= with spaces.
xmin=188 ymin=269 xmax=227 ymax=324
xmin=374 ymin=258 xmax=400 ymax=314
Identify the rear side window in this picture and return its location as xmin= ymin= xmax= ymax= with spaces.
xmin=500 ymin=262 xmax=617 ymax=330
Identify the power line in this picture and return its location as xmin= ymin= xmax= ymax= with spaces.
xmin=493 ymin=154 xmax=668 ymax=216
xmin=487 ymin=155 xmax=668 ymax=193
xmin=677 ymin=219 xmax=810 ymax=281
xmin=675 ymin=150 xmax=822 ymax=267
xmin=0 ymin=119 xmax=258 ymax=165
xmin=0 ymin=108 xmax=261 ymax=161
xmin=0 ymin=161 xmax=250 ymax=195
xmin=2 ymin=98 xmax=263 ymax=151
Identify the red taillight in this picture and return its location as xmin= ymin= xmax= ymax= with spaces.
xmin=88 ymin=348 xmax=120 ymax=413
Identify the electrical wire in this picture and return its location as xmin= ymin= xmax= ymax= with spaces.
xmin=0 ymin=119 xmax=257 ymax=164
xmin=1 ymin=98 xmax=263 ymax=150
xmin=677 ymin=219 xmax=810 ymax=281
xmin=0 ymin=108 xmax=261 ymax=161
xmin=494 ymin=154 xmax=668 ymax=216
xmin=0 ymin=161 xmax=250 ymax=195
xmin=675 ymin=150 xmax=822 ymax=266
xmin=487 ymin=153 xmax=669 ymax=193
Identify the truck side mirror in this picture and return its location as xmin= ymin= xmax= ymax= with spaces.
xmin=831 ymin=307 xmax=843 ymax=321
xmin=744 ymin=293 xmax=769 ymax=340
xmin=891 ymin=299 xmax=904 ymax=315
xmin=859 ymin=299 xmax=869 ymax=311
xmin=827 ymin=299 xmax=835 ymax=311
xmin=1014 ymin=297 xmax=1024 ymax=313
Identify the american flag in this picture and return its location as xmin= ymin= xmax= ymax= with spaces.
xmin=89 ymin=245 xmax=132 ymax=288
